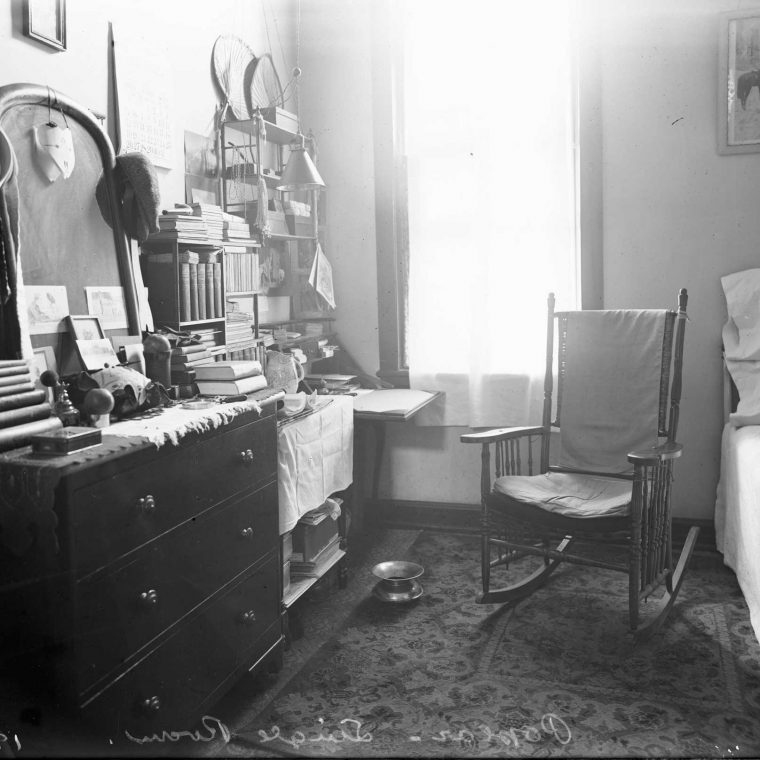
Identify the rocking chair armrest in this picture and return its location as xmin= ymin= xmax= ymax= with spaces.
xmin=460 ymin=426 xmax=545 ymax=444
xmin=627 ymin=441 xmax=683 ymax=466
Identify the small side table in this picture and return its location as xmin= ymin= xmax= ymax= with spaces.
xmin=352 ymin=389 xmax=442 ymax=525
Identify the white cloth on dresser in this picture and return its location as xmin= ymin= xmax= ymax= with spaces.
xmin=277 ymin=395 xmax=353 ymax=534
xmin=715 ymin=423 xmax=760 ymax=644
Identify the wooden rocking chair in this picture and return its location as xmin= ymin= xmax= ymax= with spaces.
xmin=461 ymin=290 xmax=699 ymax=640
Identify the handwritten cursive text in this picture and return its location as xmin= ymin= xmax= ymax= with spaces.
xmin=124 ymin=715 xmax=230 ymax=745
xmin=432 ymin=713 xmax=572 ymax=749
xmin=258 ymin=718 xmax=373 ymax=751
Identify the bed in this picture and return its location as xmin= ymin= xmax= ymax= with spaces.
xmin=715 ymin=268 xmax=760 ymax=644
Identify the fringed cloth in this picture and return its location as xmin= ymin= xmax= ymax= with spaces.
xmin=0 ymin=436 xmax=144 ymax=557
xmin=102 ymin=396 xmax=264 ymax=448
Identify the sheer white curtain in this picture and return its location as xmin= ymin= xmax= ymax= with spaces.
xmin=405 ymin=0 xmax=580 ymax=427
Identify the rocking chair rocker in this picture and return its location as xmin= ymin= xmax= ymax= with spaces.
xmin=461 ymin=290 xmax=699 ymax=640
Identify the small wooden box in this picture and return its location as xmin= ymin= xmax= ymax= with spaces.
xmin=261 ymin=107 xmax=299 ymax=134
xmin=293 ymin=515 xmax=339 ymax=563
xmin=285 ymin=213 xmax=314 ymax=237
xmin=31 ymin=426 xmax=102 ymax=455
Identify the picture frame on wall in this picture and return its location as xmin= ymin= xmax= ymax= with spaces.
xmin=719 ymin=9 xmax=760 ymax=154
xmin=24 ymin=0 xmax=67 ymax=52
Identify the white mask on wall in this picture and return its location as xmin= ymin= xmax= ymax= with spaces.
xmin=33 ymin=123 xmax=75 ymax=183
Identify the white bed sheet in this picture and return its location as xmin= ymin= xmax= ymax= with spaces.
xmin=715 ymin=422 xmax=760 ymax=644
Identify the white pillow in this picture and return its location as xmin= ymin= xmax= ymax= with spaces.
xmin=722 ymin=268 xmax=760 ymax=361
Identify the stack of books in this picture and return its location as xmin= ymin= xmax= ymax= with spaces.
xmin=169 ymin=344 xmax=214 ymax=389
xmin=192 ymin=326 xmax=226 ymax=357
xmin=221 ymin=211 xmax=255 ymax=243
xmin=156 ymin=209 xmax=209 ymax=242
xmin=225 ymin=301 xmax=258 ymax=358
xmin=0 ymin=359 xmax=60 ymax=452
xmin=290 ymin=506 xmax=342 ymax=579
xmin=194 ymin=360 xmax=267 ymax=397
xmin=304 ymin=373 xmax=361 ymax=393
xmin=192 ymin=203 xmax=224 ymax=243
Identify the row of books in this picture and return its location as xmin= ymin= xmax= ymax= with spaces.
xmin=146 ymin=250 xmax=224 ymax=322
xmin=227 ymin=341 xmax=268 ymax=365
xmin=225 ymin=250 xmax=261 ymax=293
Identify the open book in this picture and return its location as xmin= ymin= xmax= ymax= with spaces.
xmin=352 ymin=389 xmax=439 ymax=419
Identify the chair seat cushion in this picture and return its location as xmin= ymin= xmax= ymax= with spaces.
xmin=492 ymin=472 xmax=632 ymax=518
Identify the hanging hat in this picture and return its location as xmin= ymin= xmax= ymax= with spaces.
xmin=96 ymin=152 xmax=160 ymax=242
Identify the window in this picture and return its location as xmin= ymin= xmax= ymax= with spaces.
xmin=373 ymin=0 xmax=597 ymax=422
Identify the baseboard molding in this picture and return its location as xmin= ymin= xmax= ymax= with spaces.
xmin=369 ymin=499 xmax=717 ymax=551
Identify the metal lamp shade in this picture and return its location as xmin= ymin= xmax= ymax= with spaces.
xmin=277 ymin=139 xmax=325 ymax=191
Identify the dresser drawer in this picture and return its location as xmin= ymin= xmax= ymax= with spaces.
xmin=75 ymin=482 xmax=278 ymax=691
xmin=71 ymin=414 xmax=276 ymax=575
xmin=82 ymin=558 xmax=282 ymax=730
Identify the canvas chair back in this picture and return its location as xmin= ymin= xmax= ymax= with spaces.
xmin=548 ymin=308 xmax=676 ymax=475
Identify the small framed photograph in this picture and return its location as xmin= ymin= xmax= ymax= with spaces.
xmin=74 ymin=339 xmax=120 ymax=372
xmin=67 ymin=315 xmax=105 ymax=342
xmin=24 ymin=0 xmax=67 ymax=52
xmin=719 ymin=9 xmax=760 ymax=154
xmin=32 ymin=346 xmax=58 ymax=403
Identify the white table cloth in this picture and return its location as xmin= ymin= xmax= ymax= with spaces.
xmin=277 ymin=396 xmax=353 ymax=534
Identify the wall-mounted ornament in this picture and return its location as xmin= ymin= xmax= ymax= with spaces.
xmin=33 ymin=121 xmax=75 ymax=182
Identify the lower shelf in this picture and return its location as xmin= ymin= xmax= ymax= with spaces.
xmin=282 ymin=548 xmax=346 ymax=608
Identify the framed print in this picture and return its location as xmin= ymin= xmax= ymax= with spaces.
xmin=85 ymin=286 xmax=129 ymax=329
xmin=67 ymin=315 xmax=105 ymax=342
xmin=32 ymin=346 xmax=57 ymax=403
xmin=24 ymin=0 xmax=67 ymax=52
xmin=719 ymin=9 xmax=760 ymax=154
xmin=74 ymin=339 xmax=120 ymax=372
xmin=25 ymin=285 xmax=69 ymax=335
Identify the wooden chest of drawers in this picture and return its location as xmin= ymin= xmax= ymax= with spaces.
xmin=0 ymin=402 xmax=282 ymax=733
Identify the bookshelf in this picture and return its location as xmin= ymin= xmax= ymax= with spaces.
xmin=140 ymin=237 xmax=265 ymax=360
xmin=219 ymin=109 xmax=334 ymax=369
xmin=283 ymin=547 xmax=346 ymax=608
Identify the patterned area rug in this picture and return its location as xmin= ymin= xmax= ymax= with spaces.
xmin=222 ymin=531 xmax=760 ymax=759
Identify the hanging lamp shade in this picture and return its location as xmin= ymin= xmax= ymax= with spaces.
xmin=277 ymin=134 xmax=325 ymax=191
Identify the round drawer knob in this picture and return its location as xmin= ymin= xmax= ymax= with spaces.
xmin=240 ymin=610 xmax=257 ymax=625
xmin=136 ymin=495 xmax=156 ymax=514
xmin=141 ymin=695 xmax=161 ymax=713
xmin=239 ymin=449 xmax=254 ymax=464
xmin=240 ymin=526 xmax=254 ymax=539
xmin=139 ymin=589 xmax=158 ymax=606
